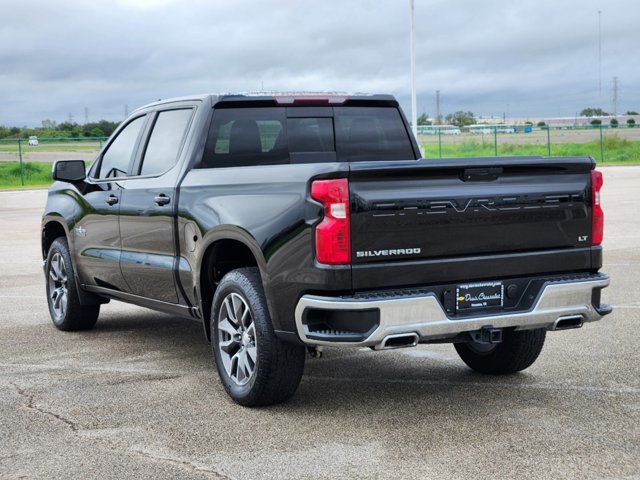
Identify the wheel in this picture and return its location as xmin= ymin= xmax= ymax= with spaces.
xmin=454 ymin=328 xmax=546 ymax=374
xmin=45 ymin=237 xmax=100 ymax=331
xmin=211 ymin=267 xmax=305 ymax=407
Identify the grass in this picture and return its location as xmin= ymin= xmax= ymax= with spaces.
xmin=0 ymin=162 xmax=52 ymax=189
xmin=421 ymin=135 xmax=640 ymax=163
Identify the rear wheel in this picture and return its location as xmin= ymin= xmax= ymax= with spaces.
xmin=45 ymin=237 xmax=100 ymax=331
xmin=211 ymin=268 xmax=305 ymax=406
xmin=454 ymin=328 xmax=546 ymax=374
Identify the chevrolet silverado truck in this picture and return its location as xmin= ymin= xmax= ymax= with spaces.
xmin=42 ymin=93 xmax=611 ymax=406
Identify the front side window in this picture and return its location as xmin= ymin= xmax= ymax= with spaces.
xmin=98 ymin=116 xmax=145 ymax=179
xmin=140 ymin=109 xmax=193 ymax=176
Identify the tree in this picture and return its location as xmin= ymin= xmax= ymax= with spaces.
xmin=524 ymin=121 xmax=533 ymax=125
xmin=417 ymin=113 xmax=431 ymax=126
xmin=590 ymin=119 xmax=602 ymax=125
xmin=610 ymin=118 xmax=619 ymax=128
xmin=445 ymin=111 xmax=476 ymax=127
xmin=628 ymin=118 xmax=636 ymax=127
xmin=89 ymin=127 xmax=105 ymax=137
xmin=581 ymin=107 xmax=609 ymax=117
xmin=536 ymin=121 xmax=546 ymax=127
xmin=626 ymin=111 xmax=638 ymax=115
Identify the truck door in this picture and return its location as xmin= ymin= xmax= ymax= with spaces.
xmin=74 ymin=114 xmax=147 ymax=291
xmin=118 ymin=107 xmax=195 ymax=303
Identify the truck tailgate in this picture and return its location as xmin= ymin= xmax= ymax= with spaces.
xmin=348 ymin=156 xmax=597 ymax=289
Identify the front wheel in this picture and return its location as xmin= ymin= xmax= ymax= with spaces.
xmin=454 ymin=328 xmax=546 ymax=374
xmin=211 ymin=268 xmax=305 ymax=407
xmin=45 ymin=237 xmax=100 ymax=331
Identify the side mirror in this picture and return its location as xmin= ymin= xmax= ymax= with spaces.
xmin=52 ymin=160 xmax=86 ymax=182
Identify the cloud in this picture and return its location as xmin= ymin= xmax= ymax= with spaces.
xmin=0 ymin=0 xmax=637 ymax=126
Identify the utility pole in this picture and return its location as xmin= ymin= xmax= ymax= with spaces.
xmin=435 ymin=90 xmax=441 ymax=125
xmin=409 ymin=0 xmax=417 ymax=139
xmin=612 ymin=76 xmax=618 ymax=117
xmin=124 ymin=104 xmax=129 ymax=118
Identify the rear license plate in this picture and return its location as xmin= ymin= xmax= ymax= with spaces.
xmin=456 ymin=281 xmax=504 ymax=311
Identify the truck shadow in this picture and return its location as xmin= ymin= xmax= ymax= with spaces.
xmin=89 ymin=311 xmax=560 ymax=414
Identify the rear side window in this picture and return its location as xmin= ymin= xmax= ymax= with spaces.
xmin=140 ymin=109 xmax=193 ymax=176
xmin=200 ymin=105 xmax=414 ymax=168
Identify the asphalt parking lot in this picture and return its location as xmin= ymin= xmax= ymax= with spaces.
xmin=1 ymin=166 xmax=639 ymax=480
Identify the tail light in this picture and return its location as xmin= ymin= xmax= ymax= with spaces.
xmin=311 ymin=178 xmax=351 ymax=264
xmin=591 ymin=170 xmax=604 ymax=245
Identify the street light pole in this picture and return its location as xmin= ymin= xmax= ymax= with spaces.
xmin=598 ymin=10 xmax=602 ymax=100
xmin=409 ymin=0 xmax=418 ymax=141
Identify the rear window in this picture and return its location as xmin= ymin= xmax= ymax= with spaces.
xmin=200 ymin=106 xmax=414 ymax=168
xmin=334 ymin=107 xmax=415 ymax=162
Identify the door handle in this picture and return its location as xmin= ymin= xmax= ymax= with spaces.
xmin=154 ymin=194 xmax=171 ymax=206
xmin=105 ymin=195 xmax=119 ymax=206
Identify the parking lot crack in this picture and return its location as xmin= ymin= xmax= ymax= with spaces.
xmin=11 ymin=382 xmax=79 ymax=433
xmin=131 ymin=445 xmax=237 ymax=480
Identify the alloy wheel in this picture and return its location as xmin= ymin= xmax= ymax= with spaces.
xmin=48 ymin=252 xmax=68 ymax=321
xmin=217 ymin=292 xmax=257 ymax=386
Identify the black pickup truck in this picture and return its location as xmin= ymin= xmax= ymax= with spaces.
xmin=42 ymin=93 xmax=611 ymax=406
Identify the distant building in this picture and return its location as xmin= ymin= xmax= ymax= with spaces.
xmin=476 ymin=115 xmax=638 ymax=127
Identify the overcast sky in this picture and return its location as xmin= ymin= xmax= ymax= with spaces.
xmin=1 ymin=0 xmax=637 ymax=126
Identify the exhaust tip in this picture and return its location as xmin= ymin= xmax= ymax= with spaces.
xmin=378 ymin=333 xmax=419 ymax=350
xmin=553 ymin=315 xmax=584 ymax=331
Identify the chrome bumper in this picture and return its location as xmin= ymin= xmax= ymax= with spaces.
xmin=294 ymin=275 xmax=610 ymax=348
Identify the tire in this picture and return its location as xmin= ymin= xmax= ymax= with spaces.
xmin=45 ymin=237 xmax=100 ymax=331
xmin=454 ymin=328 xmax=546 ymax=374
xmin=211 ymin=267 xmax=305 ymax=407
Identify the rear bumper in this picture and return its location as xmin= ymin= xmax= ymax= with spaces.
xmin=294 ymin=274 xmax=611 ymax=348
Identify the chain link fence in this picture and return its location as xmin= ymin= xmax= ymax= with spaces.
xmin=0 ymin=137 xmax=107 ymax=186
xmin=419 ymin=124 xmax=640 ymax=163
xmin=1 ymin=126 xmax=639 ymax=187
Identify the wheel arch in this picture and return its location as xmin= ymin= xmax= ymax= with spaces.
xmin=197 ymin=231 xmax=269 ymax=342
xmin=42 ymin=218 xmax=69 ymax=259
xmin=41 ymin=218 xmax=108 ymax=306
